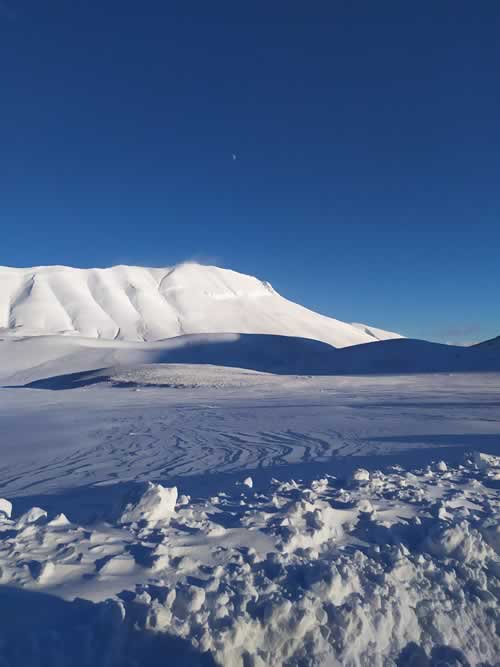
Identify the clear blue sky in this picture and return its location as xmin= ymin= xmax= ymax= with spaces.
xmin=1 ymin=1 xmax=499 ymax=344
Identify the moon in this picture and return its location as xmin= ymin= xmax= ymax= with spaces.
xmin=232 ymin=153 xmax=237 ymax=161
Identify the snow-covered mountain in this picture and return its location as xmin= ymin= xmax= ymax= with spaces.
xmin=0 ymin=263 xmax=402 ymax=348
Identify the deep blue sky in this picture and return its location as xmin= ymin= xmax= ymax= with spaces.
xmin=1 ymin=1 xmax=499 ymax=343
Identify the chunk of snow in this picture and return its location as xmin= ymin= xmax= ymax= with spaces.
xmin=351 ymin=468 xmax=370 ymax=482
xmin=311 ymin=478 xmax=329 ymax=493
xmin=358 ymin=499 xmax=374 ymax=515
xmin=17 ymin=507 xmax=47 ymax=527
xmin=119 ymin=483 xmax=177 ymax=525
xmin=47 ymin=513 xmax=70 ymax=527
xmin=472 ymin=450 xmax=499 ymax=470
xmin=0 ymin=498 xmax=12 ymax=518
xmin=99 ymin=554 xmax=136 ymax=576
xmin=243 ymin=476 xmax=253 ymax=488
xmin=173 ymin=585 xmax=206 ymax=618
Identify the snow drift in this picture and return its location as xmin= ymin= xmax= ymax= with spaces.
xmin=0 ymin=453 xmax=498 ymax=666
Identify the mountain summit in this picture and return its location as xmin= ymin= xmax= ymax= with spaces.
xmin=0 ymin=263 xmax=401 ymax=347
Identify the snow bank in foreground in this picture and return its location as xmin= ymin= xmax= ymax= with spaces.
xmin=0 ymin=453 xmax=498 ymax=666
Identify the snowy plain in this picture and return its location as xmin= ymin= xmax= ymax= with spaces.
xmin=0 ymin=265 xmax=498 ymax=666
xmin=1 ymin=365 xmax=499 ymax=666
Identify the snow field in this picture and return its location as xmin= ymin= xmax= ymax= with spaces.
xmin=0 ymin=325 xmax=499 ymax=665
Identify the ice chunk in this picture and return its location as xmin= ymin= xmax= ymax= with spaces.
xmin=243 ymin=476 xmax=253 ymax=488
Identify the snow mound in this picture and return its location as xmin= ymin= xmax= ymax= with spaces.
xmin=0 ymin=263 xmax=401 ymax=348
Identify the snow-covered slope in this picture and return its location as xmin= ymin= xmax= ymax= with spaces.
xmin=474 ymin=334 xmax=500 ymax=349
xmin=350 ymin=321 xmax=403 ymax=341
xmin=0 ymin=264 xmax=400 ymax=348
xmin=2 ymin=333 xmax=500 ymax=388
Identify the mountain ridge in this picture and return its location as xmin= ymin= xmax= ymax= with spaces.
xmin=0 ymin=263 xmax=402 ymax=348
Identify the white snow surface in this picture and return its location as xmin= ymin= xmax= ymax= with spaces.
xmin=119 ymin=483 xmax=178 ymax=526
xmin=350 ymin=321 xmax=403 ymax=341
xmin=0 ymin=327 xmax=499 ymax=665
xmin=0 ymin=443 xmax=498 ymax=666
xmin=1 ymin=331 xmax=499 ymax=390
xmin=0 ymin=263 xmax=401 ymax=347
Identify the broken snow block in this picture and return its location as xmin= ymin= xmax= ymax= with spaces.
xmin=0 ymin=498 xmax=12 ymax=519
xmin=351 ymin=468 xmax=370 ymax=483
xmin=119 ymin=483 xmax=178 ymax=525
xmin=16 ymin=507 xmax=48 ymax=527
